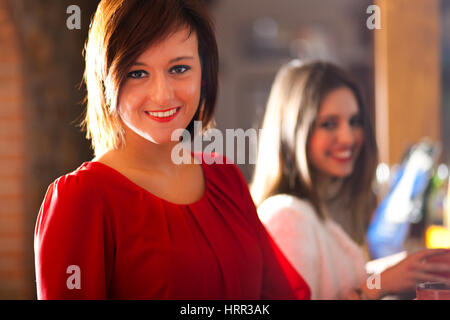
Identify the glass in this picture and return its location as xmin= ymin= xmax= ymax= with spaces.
xmin=416 ymin=282 xmax=450 ymax=300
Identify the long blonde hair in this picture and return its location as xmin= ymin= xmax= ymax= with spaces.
xmin=251 ymin=60 xmax=378 ymax=244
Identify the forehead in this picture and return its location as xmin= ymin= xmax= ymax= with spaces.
xmin=136 ymin=27 xmax=199 ymax=61
xmin=318 ymin=87 xmax=359 ymax=117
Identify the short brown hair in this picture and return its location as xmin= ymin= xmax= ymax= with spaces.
xmin=82 ymin=0 xmax=218 ymax=156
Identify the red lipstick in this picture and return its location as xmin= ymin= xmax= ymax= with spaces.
xmin=144 ymin=107 xmax=181 ymax=123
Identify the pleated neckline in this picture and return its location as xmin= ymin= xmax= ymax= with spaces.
xmin=79 ymin=159 xmax=210 ymax=207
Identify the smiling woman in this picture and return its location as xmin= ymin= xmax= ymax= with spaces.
xmin=33 ymin=0 xmax=311 ymax=300
xmin=82 ymin=0 xmax=218 ymax=156
xmin=117 ymin=27 xmax=202 ymax=145
xmin=251 ymin=60 xmax=450 ymax=300
xmin=308 ymin=87 xmax=364 ymax=178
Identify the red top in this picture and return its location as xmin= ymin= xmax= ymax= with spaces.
xmin=34 ymin=153 xmax=311 ymax=300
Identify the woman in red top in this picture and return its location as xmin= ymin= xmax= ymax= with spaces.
xmin=34 ymin=0 xmax=311 ymax=300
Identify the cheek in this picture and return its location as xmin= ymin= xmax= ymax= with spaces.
xmin=307 ymin=132 xmax=329 ymax=171
xmin=354 ymin=128 xmax=364 ymax=150
xmin=177 ymin=67 xmax=202 ymax=106
xmin=308 ymin=132 xmax=331 ymax=160
xmin=178 ymin=80 xmax=201 ymax=106
xmin=118 ymin=86 xmax=144 ymax=117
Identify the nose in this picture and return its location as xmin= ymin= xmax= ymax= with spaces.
xmin=336 ymin=122 xmax=356 ymax=146
xmin=149 ymin=72 xmax=174 ymax=107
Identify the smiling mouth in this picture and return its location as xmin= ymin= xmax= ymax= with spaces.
xmin=328 ymin=149 xmax=356 ymax=162
xmin=144 ymin=107 xmax=181 ymax=122
xmin=332 ymin=150 xmax=352 ymax=159
xmin=145 ymin=107 xmax=180 ymax=118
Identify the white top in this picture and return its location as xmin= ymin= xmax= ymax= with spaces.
xmin=258 ymin=194 xmax=368 ymax=300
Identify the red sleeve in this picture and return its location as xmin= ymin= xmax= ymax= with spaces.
xmin=34 ymin=173 xmax=113 ymax=299
xmin=227 ymin=162 xmax=311 ymax=300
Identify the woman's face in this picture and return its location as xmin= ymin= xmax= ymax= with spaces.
xmin=307 ymin=87 xmax=364 ymax=178
xmin=117 ymin=27 xmax=202 ymax=144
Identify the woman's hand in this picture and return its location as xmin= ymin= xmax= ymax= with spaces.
xmin=377 ymin=249 xmax=450 ymax=297
xmin=356 ymin=249 xmax=450 ymax=299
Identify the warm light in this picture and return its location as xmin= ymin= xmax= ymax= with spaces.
xmin=376 ymin=162 xmax=390 ymax=184
xmin=426 ymin=225 xmax=450 ymax=249
xmin=437 ymin=164 xmax=449 ymax=181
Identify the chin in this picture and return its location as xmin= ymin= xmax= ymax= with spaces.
xmin=327 ymin=166 xmax=354 ymax=178
xmin=332 ymin=172 xmax=352 ymax=178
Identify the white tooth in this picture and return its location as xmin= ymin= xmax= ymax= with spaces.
xmin=147 ymin=108 xmax=178 ymax=118
xmin=335 ymin=151 xmax=351 ymax=158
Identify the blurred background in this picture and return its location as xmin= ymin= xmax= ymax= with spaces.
xmin=0 ymin=0 xmax=448 ymax=299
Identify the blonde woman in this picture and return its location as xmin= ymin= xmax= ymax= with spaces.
xmin=251 ymin=60 xmax=450 ymax=299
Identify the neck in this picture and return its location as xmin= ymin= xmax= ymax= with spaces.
xmin=313 ymin=171 xmax=343 ymax=202
xmin=112 ymin=126 xmax=185 ymax=174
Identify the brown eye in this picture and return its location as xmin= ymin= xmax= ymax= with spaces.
xmin=320 ymin=121 xmax=337 ymax=130
xmin=127 ymin=70 xmax=148 ymax=79
xmin=169 ymin=65 xmax=191 ymax=74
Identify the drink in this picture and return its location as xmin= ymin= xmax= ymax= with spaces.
xmin=416 ymin=282 xmax=450 ymax=300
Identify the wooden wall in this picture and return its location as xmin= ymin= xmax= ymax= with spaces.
xmin=375 ymin=0 xmax=441 ymax=165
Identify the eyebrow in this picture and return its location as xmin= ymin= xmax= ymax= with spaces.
xmin=316 ymin=115 xmax=338 ymax=122
xmin=132 ymin=56 xmax=194 ymax=66
xmin=317 ymin=113 xmax=360 ymax=120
